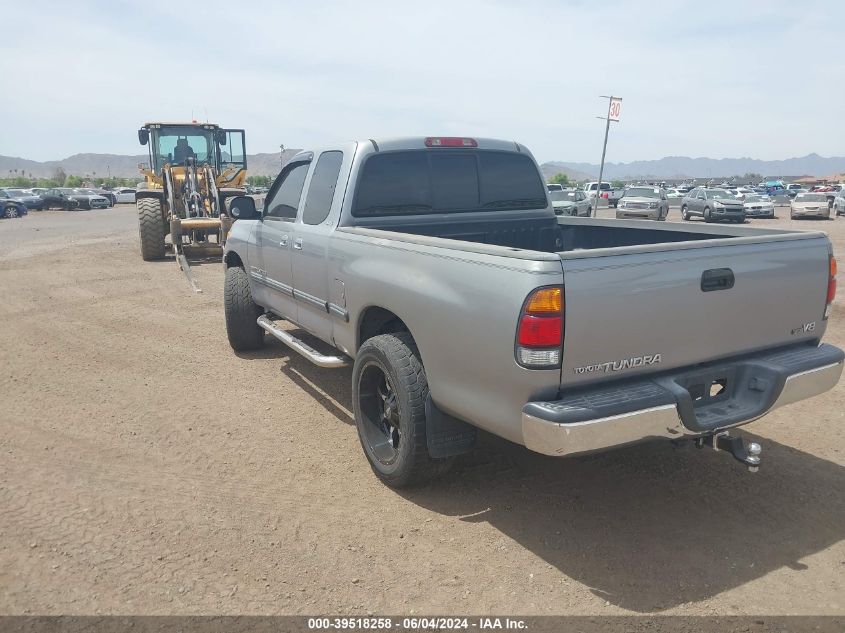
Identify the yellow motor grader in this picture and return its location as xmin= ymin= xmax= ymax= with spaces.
xmin=136 ymin=122 xmax=247 ymax=292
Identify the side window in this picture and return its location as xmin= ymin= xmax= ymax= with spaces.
xmin=220 ymin=130 xmax=246 ymax=167
xmin=265 ymin=162 xmax=310 ymax=220
xmin=302 ymin=151 xmax=344 ymax=226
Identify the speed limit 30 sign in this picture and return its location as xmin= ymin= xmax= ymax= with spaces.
xmin=608 ymin=97 xmax=622 ymax=121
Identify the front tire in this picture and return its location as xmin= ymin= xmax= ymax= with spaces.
xmin=681 ymin=205 xmax=690 ymax=221
xmin=137 ymin=197 xmax=166 ymax=261
xmin=4 ymin=205 xmax=19 ymax=218
xmin=703 ymin=207 xmax=712 ymax=223
xmin=353 ymin=333 xmax=453 ymax=488
xmin=223 ymin=266 xmax=265 ymax=351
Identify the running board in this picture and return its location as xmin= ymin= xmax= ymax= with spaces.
xmin=257 ymin=315 xmax=350 ymax=368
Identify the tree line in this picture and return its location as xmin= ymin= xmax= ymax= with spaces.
xmin=2 ymin=167 xmax=138 ymax=189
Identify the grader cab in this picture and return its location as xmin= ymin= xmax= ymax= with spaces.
xmin=136 ymin=122 xmax=247 ymax=292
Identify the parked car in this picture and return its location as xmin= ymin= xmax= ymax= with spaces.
xmin=93 ymin=189 xmax=117 ymax=206
xmin=742 ymin=194 xmax=775 ymax=218
xmin=733 ymin=187 xmax=756 ymax=199
xmin=833 ymin=188 xmax=845 ymax=217
xmin=665 ymin=188 xmax=684 ymax=199
xmin=115 ymin=188 xmax=137 ymax=204
xmin=39 ymin=188 xmax=80 ymax=210
xmin=681 ymin=188 xmax=745 ymax=223
xmin=818 ymin=184 xmax=845 ymax=209
xmin=549 ymin=189 xmax=591 ymax=216
xmin=0 ymin=188 xmax=44 ymax=210
xmin=221 ymin=135 xmax=843 ymax=487
xmin=0 ymin=191 xmax=29 ymax=218
xmin=546 ymin=183 xmax=564 ymax=192
xmin=615 ymin=186 xmax=669 ymax=221
xmin=68 ymin=188 xmax=111 ymax=209
xmin=791 ymin=193 xmax=831 ymax=219
xmin=583 ymin=182 xmax=626 ymax=207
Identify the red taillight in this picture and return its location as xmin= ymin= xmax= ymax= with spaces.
xmin=825 ymin=255 xmax=837 ymax=319
xmin=425 ymin=137 xmax=478 ymax=148
xmin=518 ymin=315 xmax=562 ymax=347
xmin=516 ymin=287 xmax=564 ymax=368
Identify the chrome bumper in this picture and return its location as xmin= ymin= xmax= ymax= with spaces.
xmin=522 ymin=353 xmax=843 ymax=457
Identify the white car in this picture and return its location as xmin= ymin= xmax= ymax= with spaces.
xmin=733 ymin=187 xmax=756 ymax=199
xmin=833 ymin=188 xmax=845 ymax=217
xmin=791 ymin=193 xmax=831 ymax=219
xmin=665 ymin=188 xmax=684 ymax=199
xmin=115 ymin=188 xmax=136 ymax=204
xmin=742 ymin=194 xmax=775 ymax=218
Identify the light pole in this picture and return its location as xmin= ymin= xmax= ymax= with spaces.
xmin=280 ymin=144 xmax=285 ymax=170
xmin=593 ymin=95 xmax=622 ymax=217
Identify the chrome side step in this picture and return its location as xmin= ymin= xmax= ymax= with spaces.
xmin=257 ymin=315 xmax=350 ymax=368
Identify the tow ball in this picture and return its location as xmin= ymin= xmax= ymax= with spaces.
xmin=696 ymin=432 xmax=762 ymax=472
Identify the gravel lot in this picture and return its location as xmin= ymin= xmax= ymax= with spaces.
xmin=1 ymin=204 xmax=843 ymax=616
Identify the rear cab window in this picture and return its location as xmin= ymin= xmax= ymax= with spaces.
xmin=303 ymin=151 xmax=344 ymax=225
xmin=352 ymin=150 xmax=546 ymax=217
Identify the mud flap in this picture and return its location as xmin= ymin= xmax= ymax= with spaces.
xmin=425 ymin=396 xmax=477 ymax=458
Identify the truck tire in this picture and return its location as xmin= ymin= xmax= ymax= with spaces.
xmin=353 ymin=332 xmax=453 ymax=488
xmin=223 ymin=266 xmax=265 ymax=351
xmin=137 ymin=198 xmax=166 ymax=261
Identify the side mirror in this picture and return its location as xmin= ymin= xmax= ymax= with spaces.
xmin=216 ymin=130 xmax=227 ymax=145
xmin=138 ymin=128 xmax=149 ymax=145
xmin=228 ymin=195 xmax=258 ymax=220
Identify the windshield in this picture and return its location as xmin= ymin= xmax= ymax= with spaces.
xmin=549 ymin=191 xmax=577 ymax=202
xmin=706 ymin=189 xmax=735 ymax=200
xmin=624 ymin=187 xmax=660 ymax=198
xmin=353 ymin=150 xmax=547 ymax=217
xmin=5 ymin=189 xmax=27 ymax=196
xmin=796 ymin=193 xmax=827 ymax=202
xmin=744 ymin=195 xmax=765 ymax=202
xmin=151 ymin=126 xmax=215 ymax=170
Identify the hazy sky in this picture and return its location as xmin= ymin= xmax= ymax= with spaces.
xmin=2 ymin=0 xmax=843 ymax=163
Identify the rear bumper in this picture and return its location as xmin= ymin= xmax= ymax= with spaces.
xmin=522 ymin=343 xmax=844 ymax=457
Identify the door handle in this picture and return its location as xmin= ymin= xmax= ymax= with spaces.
xmin=293 ymin=238 xmax=303 ymax=250
xmin=279 ymin=234 xmax=288 ymax=247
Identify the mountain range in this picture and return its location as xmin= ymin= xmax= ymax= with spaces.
xmin=0 ymin=151 xmax=303 ymax=180
xmin=2 ymin=151 xmax=845 ymax=181
xmin=539 ymin=153 xmax=845 ymax=182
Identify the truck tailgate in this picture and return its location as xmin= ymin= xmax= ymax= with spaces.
xmin=559 ymin=234 xmax=832 ymax=388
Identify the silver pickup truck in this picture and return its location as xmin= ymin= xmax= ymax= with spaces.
xmin=222 ymin=136 xmax=843 ymax=488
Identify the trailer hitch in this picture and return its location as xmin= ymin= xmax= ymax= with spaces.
xmin=696 ymin=432 xmax=762 ymax=472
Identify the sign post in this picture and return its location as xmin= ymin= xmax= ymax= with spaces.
xmin=592 ymin=95 xmax=622 ymax=217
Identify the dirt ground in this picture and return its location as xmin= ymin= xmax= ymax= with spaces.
xmin=0 ymin=204 xmax=843 ymax=616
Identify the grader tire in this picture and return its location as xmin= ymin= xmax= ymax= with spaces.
xmin=137 ymin=198 xmax=166 ymax=261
